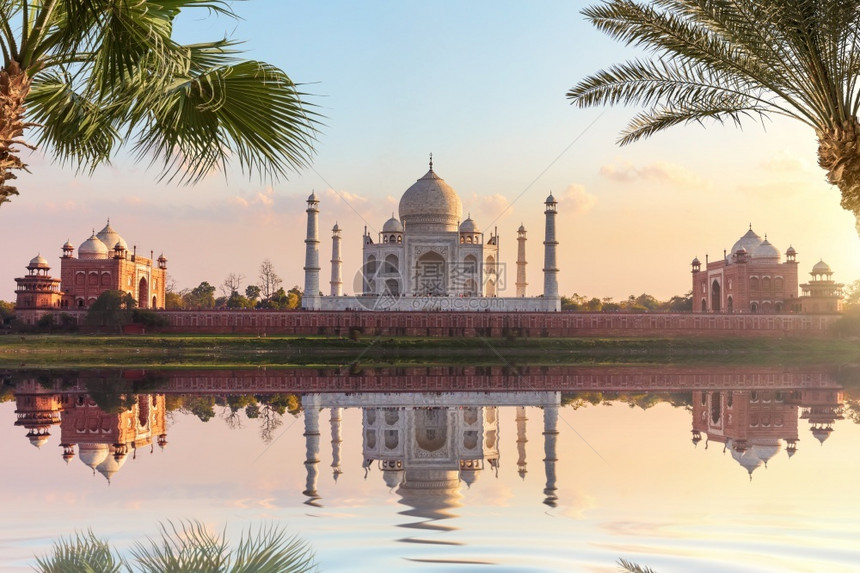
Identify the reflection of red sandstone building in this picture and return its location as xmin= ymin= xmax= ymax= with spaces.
xmin=692 ymin=387 xmax=844 ymax=478
xmin=13 ymin=380 xmax=167 ymax=483
xmin=58 ymin=393 xmax=167 ymax=483
xmin=14 ymin=221 xmax=167 ymax=324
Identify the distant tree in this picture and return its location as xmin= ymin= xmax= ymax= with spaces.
xmin=221 ymin=273 xmax=245 ymax=297
xmin=667 ymin=291 xmax=694 ymax=312
xmin=245 ymin=284 xmax=261 ymax=302
xmin=258 ymin=259 xmax=283 ymax=301
xmin=185 ymin=281 xmax=216 ymax=309
xmin=86 ymin=290 xmax=136 ymax=328
xmin=165 ymin=290 xmax=185 ymax=310
xmin=0 ymin=300 xmax=15 ymax=323
xmin=226 ymin=291 xmax=254 ymax=309
xmin=844 ymin=280 xmax=860 ymax=308
xmin=288 ymin=286 xmax=303 ymax=309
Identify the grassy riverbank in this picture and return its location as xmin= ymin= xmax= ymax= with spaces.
xmin=1 ymin=333 xmax=857 ymax=369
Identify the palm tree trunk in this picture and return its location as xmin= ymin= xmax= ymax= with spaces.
xmin=818 ymin=119 xmax=860 ymax=234
xmin=0 ymin=61 xmax=31 ymax=206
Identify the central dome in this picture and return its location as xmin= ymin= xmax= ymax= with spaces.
xmin=398 ymin=168 xmax=462 ymax=233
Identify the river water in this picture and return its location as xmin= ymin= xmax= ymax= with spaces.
xmin=1 ymin=366 xmax=858 ymax=572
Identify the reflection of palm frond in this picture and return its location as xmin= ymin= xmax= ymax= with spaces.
xmin=34 ymin=520 xmax=317 ymax=573
xmin=618 ymin=558 xmax=657 ymax=573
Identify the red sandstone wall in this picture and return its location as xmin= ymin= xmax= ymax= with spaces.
xmin=38 ymin=309 xmax=842 ymax=337
xmin=153 ymin=310 xmax=839 ymax=338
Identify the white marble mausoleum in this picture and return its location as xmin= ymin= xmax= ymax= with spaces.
xmin=302 ymin=158 xmax=560 ymax=312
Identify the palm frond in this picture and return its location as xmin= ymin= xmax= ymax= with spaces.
xmin=229 ymin=523 xmax=317 ymax=573
xmin=619 ymin=95 xmax=770 ymax=145
xmin=572 ymin=0 xmax=860 ymax=136
xmin=131 ymin=520 xmax=230 ymax=572
xmin=617 ymin=557 xmax=658 ymax=573
xmin=129 ymin=520 xmax=317 ymax=573
xmin=33 ymin=529 xmax=125 ymax=573
xmin=26 ymin=69 xmax=120 ymax=171
xmin=129 ymin=56 xmax=320 ymax=184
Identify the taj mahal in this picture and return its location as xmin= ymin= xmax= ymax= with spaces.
xmin=301 ymin=157 xmax=561 ymax=312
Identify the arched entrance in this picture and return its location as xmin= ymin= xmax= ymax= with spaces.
xmin=138 ymin=277 xmax=149 ymax=308
xmin=415 ymin=251 xmax=446 ymax=295
xmin=727 ymin=296 xmax=733 ymax=313
xmin=485 ymin=255 xmax=496 ymax=297
xmin=710 ymin=279 xmax=721 ymax=312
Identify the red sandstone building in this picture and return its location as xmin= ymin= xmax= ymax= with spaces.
xmin=14 ymin=221 xmax=167 ymax=324
xmin=692 ymin=226 xmax=842 ymax=314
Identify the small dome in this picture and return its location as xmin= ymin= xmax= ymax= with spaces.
xmin=730 ymin=227 xmax=763 ymax=258
xmin=382 ymin=216 xmax=403 ymax=233
xmin=812 ymin=260 xmax=832 ymax=275
xmin=28 ymin=431 xmax=50 ymax=448
xmin=307 ymin=191 xmax=319 ymax=202
xmin=545 ymin=193 xmax=557 ymax=204
xmin=459 ymin=216 xmax=479 ymax=233
xmin=382 ymin=469 xmax=404 ymax=489
xmin=332 ymin=222 xmax=341 ymax=233
xmin=95 ymin=447 xmax=128 ymax=482
xmin=736 ymin=246 xmax=747 ymax=254
xmin=691 ymin=257 xmax=700 ymax=265
xmin=78 ymin=443 xmax=110 ymax=470
xmin=786 ymin=245 xmax=797 ymax=256
xmin=113 ymin=241 xmax=125 ymax=252
xmin=460 ymin=468 xmax=480 ymax=487
xmin=811 ymin=426 xmax=833 ymax=444
xmin=398 ymin=168 xmax=462 ymax=233
xmin=63 ymin=240 xmax=74 ymax=250
xmin=518 ymin=223 xmax=526 ymax=233
xmin=79 ymin=233 xmax=109 ymax=259
xmin=28 ymin=254 xmax=49 ymax=269
xmin=752 ymin=238 xmax=780 ymax=262
xmin=96 ymin=221 xmax=127 ymax=252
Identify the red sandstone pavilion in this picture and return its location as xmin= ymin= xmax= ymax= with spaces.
xmin=14 ymin=221 xmax=167 ymax=323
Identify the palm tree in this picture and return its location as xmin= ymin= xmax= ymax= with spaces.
xmin=568 ymin=0 xmax=860 ymax=233
xmin=0 ymin=1 xmax=318 ymax=207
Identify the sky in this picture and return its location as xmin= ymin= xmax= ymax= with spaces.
xmin=2 ymin=0 xmax=860 ymax=302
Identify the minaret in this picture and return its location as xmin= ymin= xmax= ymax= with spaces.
xmin=516 ymin=224 xmax=527 ymax=297
xmin=330 ymin=407 xmax=343 ymax=481
xmin=516 ymin=406 xmax=528 ymax=479
xmin=330 ymin=223 xmax=343 ymax=297
xmin=302 ymin=393 xmax=321 ymax=505
xmin=542 ymin=194 xmax=559 ymax=308
xmin=542 ymin=403 xmax=559 ymax=507
xmin=302 ymin=192 xmax=321 ymax=309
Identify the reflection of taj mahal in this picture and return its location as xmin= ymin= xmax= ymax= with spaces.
xmin=301 ymin=158 xmax=561 ymax=311
xmin=300 ymin=393 xmax=562 ymax=509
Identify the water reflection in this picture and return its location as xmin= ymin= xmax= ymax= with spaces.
xmin=3 ymin=365 xmax=859 ymax=570
xmin=691 ymin=388 xmax=844 ymax=478
xmin=13 ymin=379 xmax=167 ymax=483
xmin=6 ymin=365 xmax=852 ymax=489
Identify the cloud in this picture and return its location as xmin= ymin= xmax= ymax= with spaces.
xmin=600 ymin=160 xmax=710 ymax=189
xmin=759 ymin=150 xmax=806 ymax=173
xmin=560 ymin=184 xmax=597 ymax=215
